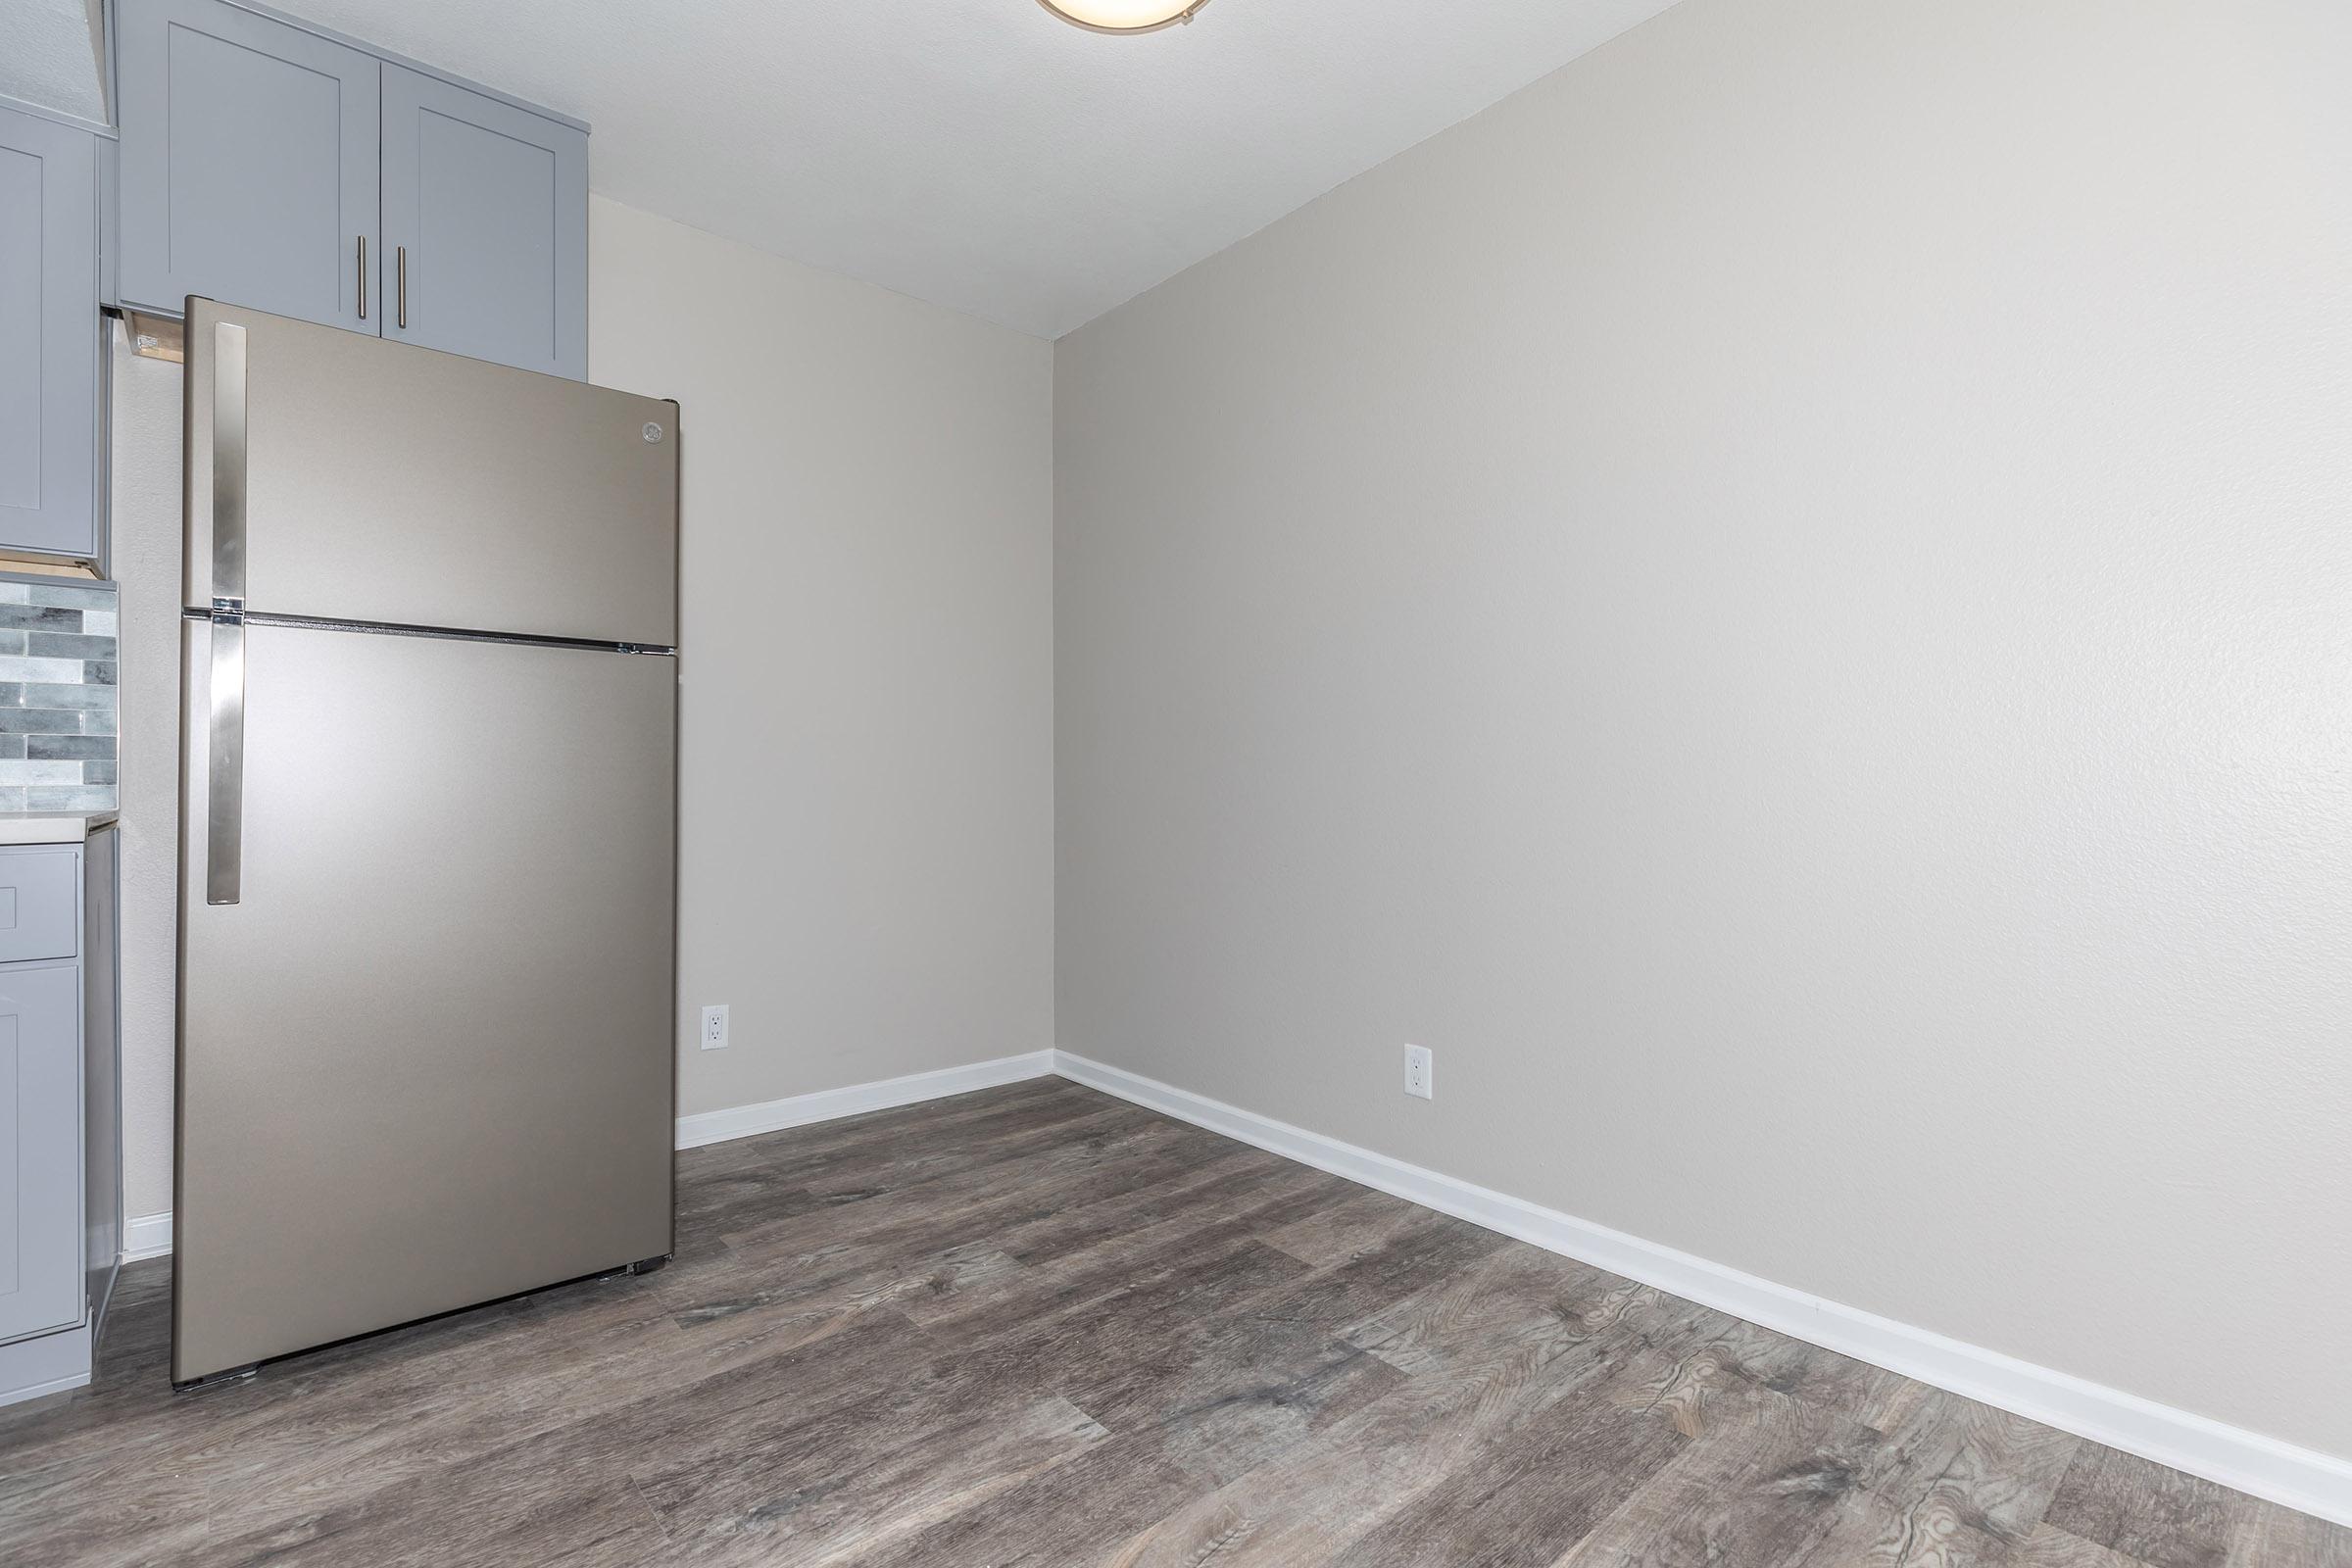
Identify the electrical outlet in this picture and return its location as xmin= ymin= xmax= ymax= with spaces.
xmin=701 ymin=1004 xmax=730 ymax=1051
xmin=1404 ymin=1044 xmax=1434 ymax=1101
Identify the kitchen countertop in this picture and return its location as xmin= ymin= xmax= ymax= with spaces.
xmin=0 ymin=814 xmax=120 ymax=846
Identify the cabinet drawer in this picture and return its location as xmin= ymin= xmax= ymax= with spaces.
xmin=0 ymin=850 xmax=77 ymax=964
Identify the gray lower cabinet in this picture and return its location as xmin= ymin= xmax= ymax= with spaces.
xmin=0 ymin=962 xmax=81 ymax=1346
xmin=113 ymin=0 xmax=588 ymax=378
xmin=0 ymin=829 xmax=122 ymax=1407
xmin=0 ymin=102 xmax=101 ymax=560
xmin=382 ymin=66 xmax=587 ymax=381
xmin=115 ymin=0 xmax=380 ymax=333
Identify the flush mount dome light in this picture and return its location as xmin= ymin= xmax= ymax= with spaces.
xmin=1038 ymin=0 xmax=1211 ymax=34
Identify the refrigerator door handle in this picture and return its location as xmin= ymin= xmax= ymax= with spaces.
xmin=205 ymin=613 xmax=246 ymax=906
xmin=206 ymin=318 xmax=250 ymax=906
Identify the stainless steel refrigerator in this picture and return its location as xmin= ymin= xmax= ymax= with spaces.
xmin=172 ymin=299 xmax=677 ymax=1388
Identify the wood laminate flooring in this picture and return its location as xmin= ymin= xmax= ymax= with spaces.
xmin=2 ymin=1078 xmax=2343 ymax=1566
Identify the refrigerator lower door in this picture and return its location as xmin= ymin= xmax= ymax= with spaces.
xmin=173 ymin=617 xmax=675 ymax=1386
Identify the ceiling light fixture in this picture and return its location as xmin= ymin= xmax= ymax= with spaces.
xmin=1038 ymin=0 xmax=1211 ymax=35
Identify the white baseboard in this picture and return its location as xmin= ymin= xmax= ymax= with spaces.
xmin=105 ymin=1046 xmax=2347 ymax=1527
xmin=122 ymin=1211 xmax=173 ymax=1262
xmin=673 ymin=1051 xmax=1058 ymax=1151
xmin=1050 ymin=1050 xmax=2352 ymax=1530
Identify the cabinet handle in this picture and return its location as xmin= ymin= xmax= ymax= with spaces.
xmin=397 ymin=246 xmax=408 ymax=329
xmin=357 ymin=235 xmax=368 ymax=320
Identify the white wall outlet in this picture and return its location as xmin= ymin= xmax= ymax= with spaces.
xmin=700 ymin=1004 xmax=730 ymax=1051
xmin=1404 ymin=1044 xmax=1434 ymax=1101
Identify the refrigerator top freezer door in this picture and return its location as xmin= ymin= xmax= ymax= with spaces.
xmin=184 ymin=298 xmax=677 ymax=648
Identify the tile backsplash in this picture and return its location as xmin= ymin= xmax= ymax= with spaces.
xmin=0 ymin=575 xmax=119 ymax=813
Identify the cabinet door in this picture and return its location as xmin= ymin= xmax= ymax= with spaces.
xmin=380 ymin=66 xmax=586 ymax=379
xmin=0 ymin=105 xmax=98 ymax=559
xmin=0 ymin=962 xmax=82 ymax=1346
xmin=116 ymin=0 xmax=380 ymax=331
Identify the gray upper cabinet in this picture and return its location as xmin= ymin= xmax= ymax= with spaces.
xmin=0 ymin=104 xmax=100 ymax=560
xmin=114 ymin=0 xmax=587 ymax=378
xmin=381 ymin=67 xmax=587 ymax=380
xmin=0 ymin=959 xmax=83 ymax=1347
xmin=116 ymin=0 xmax=380 ymax=332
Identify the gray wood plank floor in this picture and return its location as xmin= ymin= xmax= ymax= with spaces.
xmin=2 ymin=1078 xmax=2342 ymax=1566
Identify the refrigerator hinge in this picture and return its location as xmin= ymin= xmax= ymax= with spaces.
xmin=210 ymin=597 xmax=244 ymax=624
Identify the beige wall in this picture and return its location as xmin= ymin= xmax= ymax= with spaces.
xmin=590 ymin=197 xmax=1054 ymax=1120
xmin=1054 ymin=0 xmax=2352 ymax=1462
xmin=110 ymin=195 xmax=1055 ymax=1221
xmin=110 ymin=325 xmax=184 ymax=1231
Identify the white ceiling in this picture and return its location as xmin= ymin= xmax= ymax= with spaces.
xmin=275 ymin=0 xmax=1682 ymax=337
xmin=7 ymin=0 xmax=1682 ymax=338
